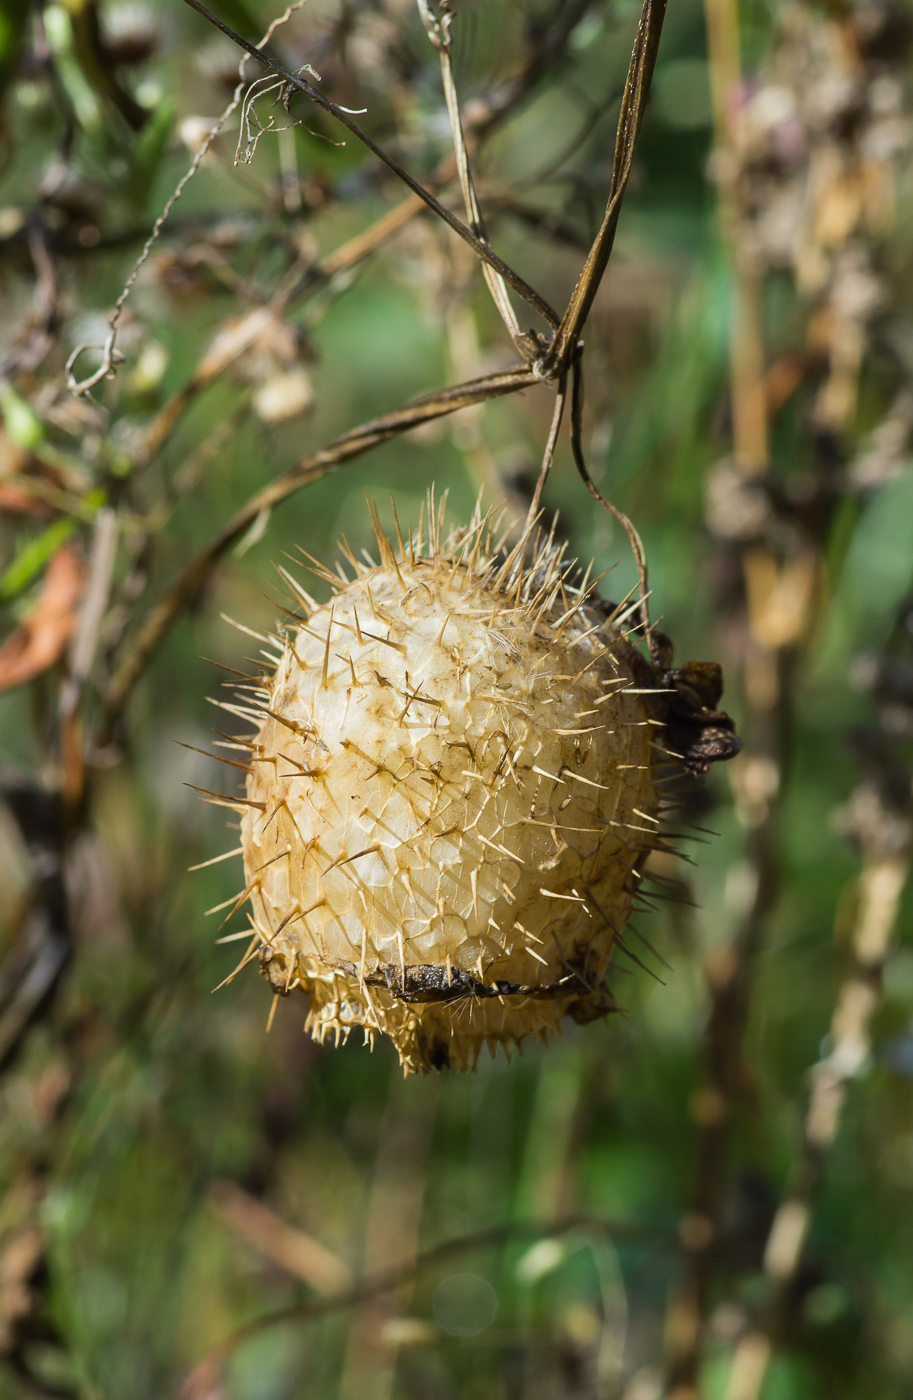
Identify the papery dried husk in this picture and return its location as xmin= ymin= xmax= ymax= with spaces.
xmin=210 ymin=501 xmax=737 ymax=1072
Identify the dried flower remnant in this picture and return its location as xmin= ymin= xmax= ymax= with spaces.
xmin=204 ymin=501 xmax=739 ymax=1073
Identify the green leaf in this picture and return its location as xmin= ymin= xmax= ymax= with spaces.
xmin=43 ymin=3 xmax=103 ymax=130
xmin=205 ymin=0 xmax=263 ymax=39
xmin=0 ymin=519 xmax=80 ymax=602
xmin=839 ymin=468 xmax=913 ymax=645
xmin=0 ymin=1 xmax=29 ymax=89
xmin=0 ymin=381 xmax=44 ymax=451
xmin=126 ymin=98 xmax=175 ymax=211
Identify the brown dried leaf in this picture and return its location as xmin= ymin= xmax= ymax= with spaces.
xmin=0 ymin=546 xmax=85 ymax=692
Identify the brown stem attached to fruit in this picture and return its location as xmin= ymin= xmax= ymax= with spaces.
xmin=541 ymin=0 xmax=668 ymax=377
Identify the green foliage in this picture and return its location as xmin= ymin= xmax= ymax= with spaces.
xmin=0 ymin=1 xmax=911 ymax=1397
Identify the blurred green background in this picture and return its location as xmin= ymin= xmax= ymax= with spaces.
xmin=0 ymin=0 xmax=912 ymax=1397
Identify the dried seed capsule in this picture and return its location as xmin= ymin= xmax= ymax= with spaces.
xmin=230 ymin=503 xmax=679 ymax=1073
xmin=214 ymin=503 xmax=739 ymax=1069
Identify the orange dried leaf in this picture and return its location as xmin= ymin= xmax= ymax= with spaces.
xmin=0 ymin=545 xmax=85 ymax=691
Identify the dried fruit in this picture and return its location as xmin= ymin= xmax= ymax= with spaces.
xmin=211 ymin=501 xmax=738 ymax=1072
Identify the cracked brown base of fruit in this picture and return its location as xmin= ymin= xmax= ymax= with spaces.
xmin=259 ymin=930 xmax=629 ymax=1072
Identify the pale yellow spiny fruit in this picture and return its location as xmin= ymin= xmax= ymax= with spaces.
xmin=213 ymin=500 xmax=673 ymax=1073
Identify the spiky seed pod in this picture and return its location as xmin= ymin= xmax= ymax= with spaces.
xmin=224 ymin=501 xmax=684 ymax=1075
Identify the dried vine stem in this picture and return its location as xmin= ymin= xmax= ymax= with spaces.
xmin=543 ymin=0 xmax=668 ymax=375
xmin=520 ymin=0 xmax=667 ymax=618
xmin=99 ymin=366 xmax=538 ymax=739
xmin=723 ymin=820 xmax=911 ymax=1400
xmin=180 ymin=0 xmax=560 ymax=334
xmin=523 ymin=375 xmax=568 ymax=532
xmin=569 ymin=359 xmax=654 ymax=659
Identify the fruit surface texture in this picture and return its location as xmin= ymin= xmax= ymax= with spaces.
xmin=238 ymin=511 xmax=664 ymax=1072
